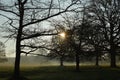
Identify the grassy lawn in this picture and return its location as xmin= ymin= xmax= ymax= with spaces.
xmin=0 ymin=65 xmax=120 ymax=80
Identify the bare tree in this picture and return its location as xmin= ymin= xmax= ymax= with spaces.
xmin=85 ymin=0 xmax=120 ymax=67
xmin=0 ymin=0 xmax=80 ymax=79
xmin=49 ymin=11 xmax=88 ymax=71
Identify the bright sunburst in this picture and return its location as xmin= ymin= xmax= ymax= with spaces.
xmin=59 ymin=32 xmax=66 ymax=38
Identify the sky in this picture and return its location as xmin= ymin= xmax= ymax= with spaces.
xmin=0 ymin=15 xmax=14 ymax=57
xmin=0 ymin=0 xmax=84 ymax=57
xmin=0 ymin=21 xmax=52 ymax=57
xmin=3 ymin=39 xmax=15 ymax=57
xmin=0 ymin=1 xmax=16 ymax=57
xmin=0 ymin=0 xmax=60 ymax=57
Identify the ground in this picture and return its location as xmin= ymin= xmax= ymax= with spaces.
xmin=0 ymin=65 xmax=120 ymax=80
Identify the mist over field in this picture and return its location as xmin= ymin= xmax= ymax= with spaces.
xmin=0 ymin=56 xmax=62 ymax=67
xmin=1 ymin=55 xmax=118 ymax=67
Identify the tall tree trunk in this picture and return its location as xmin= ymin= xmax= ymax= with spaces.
xmin=13 ymin=0 xmax=24 ymax=78
xmin=73 ymin=44 xmax=81 ymax=71
xmin=109 ymin=23 xmax=116 ymax=68
xmin=60 ymin=56 xmax=64 ymax=67
xmin=75 ymin=53 xmax=79 ymax=71
xmin=95 ymin=50 xmax=99 ymax=66
xmin=110 ymin=45 xmax=116 ymax=67
xmin=13 ymin=34 xmax=21 ymax=78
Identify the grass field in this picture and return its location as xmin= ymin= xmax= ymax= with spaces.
xmin=0 ymin=65 xmax=120 ymax=80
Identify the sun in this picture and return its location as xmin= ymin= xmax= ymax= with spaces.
xmin=59 ymin=32 xmax=66 ymax=38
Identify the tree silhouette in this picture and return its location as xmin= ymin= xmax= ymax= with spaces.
xmin=85 ymin=0 xmax=120 ymax=67
xmin=0 ymin=0 xmax=80 ymax=79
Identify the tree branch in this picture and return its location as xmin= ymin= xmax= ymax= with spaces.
xmin=21 ymin=33 xmax=58 ymax=40
xmin=23 ymin=1 xmax=78 ymax=27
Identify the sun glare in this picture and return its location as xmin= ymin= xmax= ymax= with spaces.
xmin=59 ymin=32 xmax=66 ymax=38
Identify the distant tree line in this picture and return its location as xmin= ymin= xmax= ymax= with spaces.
xmin=47 ymin=0 xmax=120 ymax=70
xmin=0 ymin=41 xmax=7 ymax=62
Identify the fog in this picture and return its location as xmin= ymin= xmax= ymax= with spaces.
xmin=1 ymin=56 xmax=115 ymax=67
xmin=0 ymin=56 xmax=62 ymax=67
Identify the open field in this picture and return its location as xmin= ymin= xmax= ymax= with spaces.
xmin=0 ymin=65 xmax=120 ymax=80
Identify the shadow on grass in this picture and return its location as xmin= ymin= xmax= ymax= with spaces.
xmin=8 ymin=76 xmax=29 ymax=80
xmin=1 ymin=66 xmax=120 ymax=80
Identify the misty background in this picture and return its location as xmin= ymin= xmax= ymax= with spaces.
xmin=1 ymin=55 xmax=120 ymax=67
